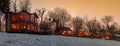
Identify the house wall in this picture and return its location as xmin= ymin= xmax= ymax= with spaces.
xmin=10 ymin=12 xmax=39 ymax=33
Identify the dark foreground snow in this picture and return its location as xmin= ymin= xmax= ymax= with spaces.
xmin=0 ymin=32 xmax=119 ymax=46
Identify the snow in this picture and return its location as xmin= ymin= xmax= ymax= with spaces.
xmin=0 ymin=32 xmax=119 ymax=46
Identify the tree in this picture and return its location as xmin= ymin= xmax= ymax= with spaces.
xmin=10 ymin=0 xmax=17 ymax=12
xmin=40 ymin=17 xmax=55 ymax=34
xmin=35 ymin=8 xmax=46 ymax=30
xmin=72 ymin=16 xmax=83 ymax=32
xmin=0 ymin=0 xmax=10 ymax=13
xmin=47 ymin=7 xmax=71 ymax=34
xmin=19 ymin=0 xmax=31 ymax=12
xmin=109 ymin=22 xmax=118 ymax=34
xmin=86 ymin=17 xmax=101 ymax=33
xmin=102 ymin=16 xmax=113 ymax=32
xmin=0 ymin=13 xmax=2 ymax=31
xmin=0 ymin=0 xmax=10 ymax=32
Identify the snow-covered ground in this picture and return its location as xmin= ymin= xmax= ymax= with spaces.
xmin=0 ymin=32 xmax=119 ymax=46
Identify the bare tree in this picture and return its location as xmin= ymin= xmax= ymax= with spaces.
xmin=47 ymin=7 xmax=71 ymax=34
xmin=35 ymin=8 xmax=46 ymax=33
xmin=0 ymin=11 xmax=5 ymax=32
xmin=86 ymin=17 xmax=101 ymax=33
xmin=72 ymin=16 xmax=83 ymax=32
xmin=36 ymin=8 xmax=46 ymax=27
xmin=10 ymin=0 xmax=17 ymax=12
xmin=19 ymin=0 xmax=31 ymax=12
xmin=109 ymin=22 xmax=118 ymax=34
xmin=40 ymin=17 xmax=55 ymax=34
xmin=102 ymin=16 xmax=113 ymax=32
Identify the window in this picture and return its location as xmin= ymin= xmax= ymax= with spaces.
xmin=12 ymin=24 xmax=16 ymax=30
xmin=12 ymin=14 xmax=17 ymax=21
xmin=24 ymin=13 xmax=30 ymax=21
xmin=21 ymin=23 xmax=27 ymax=29
xmin=16 ymin=23 xmax=20 ymax=30
xmin=27 ymin=24 xmax=31 ymax=30
xmin=31 ymin=24 xmax=34 ymax=30
xmin=18 ymin=13 xmax=23 ymax=20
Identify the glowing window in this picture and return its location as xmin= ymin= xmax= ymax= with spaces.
xmin=12 ymin=24 xmax=17 ymax=30
xmin=16 ymin=23 xmax=20 ymax=30
xmin=12 ymin=14 xmax=17 ymax=21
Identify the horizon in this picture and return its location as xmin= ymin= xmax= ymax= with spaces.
xmin=30 ymin=0 xmax=120 ymax=23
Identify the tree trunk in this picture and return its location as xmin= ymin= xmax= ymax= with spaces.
xmin=0 ymin=17 xmax=1 ymax=32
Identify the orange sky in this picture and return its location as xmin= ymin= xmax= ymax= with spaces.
xmin=30 ymin=0 xmax=120 ymax=22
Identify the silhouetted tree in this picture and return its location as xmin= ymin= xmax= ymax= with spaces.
xmin=0 ymin=12 xmax=5 ymax=32
xmin=48 ymin=7 xmax=71 ymax=34
xmin=19 ymin=0 xmax=31 ymax=12
xmin=10 ymin=0 xmax=17 ymax=12
xmin=40 ymin=17 xmax=55 ymax=34
xmin=99 ymin=29 xmax=106 ymax=35
xmin=0 ymin=0 xmax=10 ymax=32
xmin=0 ymin=0 xmax=10 ymax=13
xmin=72 ymin=16 xmax=83 ymax=32
xmin=35 ymin=8 xmax=46 ymax=30
xmin=0 ymin=13 xmax=2 ymax=31
xmin=102 ymin=16 xmax=113 ymax=33
xmin=109 ymin=22 xmax=118 ymax=34
xmin=86 ymin=17 xmax=101 ymax=33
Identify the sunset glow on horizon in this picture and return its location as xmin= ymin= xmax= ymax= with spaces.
xmin=30 ymin=0 xmax=120 ymax=22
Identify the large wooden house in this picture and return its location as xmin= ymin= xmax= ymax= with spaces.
xmin=7 ymin=11 xmax=39 ymax=33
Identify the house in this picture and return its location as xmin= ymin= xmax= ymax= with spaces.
xmin=7 ymin=11 xmax=39 ymax=33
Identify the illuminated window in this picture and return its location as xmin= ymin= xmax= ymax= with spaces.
xmin=31 ymin=24 xmax=34 ymax=30
xmin=18 ymin=14 xmax=23 ymax=20
xmin=24 ymin=13 xmax=30 ymax=21
xmin=27 ymin=24 xmax=31 ymax=30
xmin=12 ymin=24 xmax=17 ymax=30
xmin=12 ymin=14 xmax=17 ymax=21
xmin=21 ymin=23 xmax=27 ymax=29
xmin=16 ymin=23 xmax=20 ymax=30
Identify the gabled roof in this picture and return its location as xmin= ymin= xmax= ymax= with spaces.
xmin=11 ymin=10 xmax=39 ymax=18
xmin=11 ymin=10 xmax=31 ymax=15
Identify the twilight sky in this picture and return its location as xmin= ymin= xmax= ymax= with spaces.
xmin=30 ymin=0 xmax=120 ymax=22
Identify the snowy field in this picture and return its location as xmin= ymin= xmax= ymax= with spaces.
xmin=0 ymin=32 xmax=120 ymax=46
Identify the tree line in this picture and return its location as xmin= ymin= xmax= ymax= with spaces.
xmin=0 ymin=0 xmax=120 ymax=36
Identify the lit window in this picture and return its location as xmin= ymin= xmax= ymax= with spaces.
xmin=12 ymin=24 xmax=16 ymax=30
xmin=16 ymin=23 xmax=20 ymax=30
xmin=12 ymin=14 xmax=17 ymax=21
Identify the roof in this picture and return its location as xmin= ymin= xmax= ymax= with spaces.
xmin=11 ymin=10 xmax=39 ymax=18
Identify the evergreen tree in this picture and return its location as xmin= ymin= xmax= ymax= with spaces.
xmin=0 ymin=0 xmax=10 ymax=13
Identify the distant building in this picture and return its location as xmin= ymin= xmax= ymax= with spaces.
xmin=7 ymin=11 xmax=39 ymax=33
